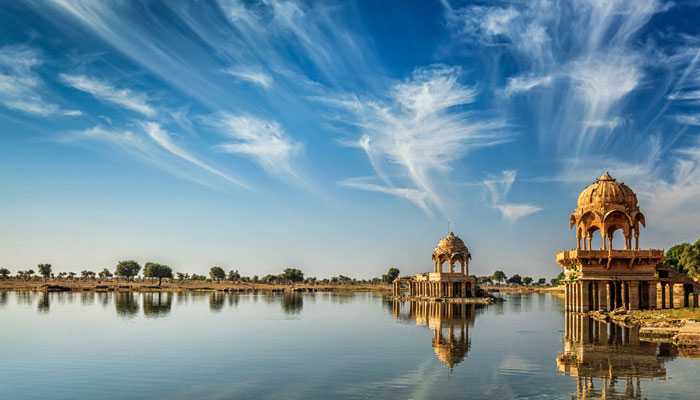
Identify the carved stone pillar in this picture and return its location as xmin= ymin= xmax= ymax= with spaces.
xmin=648 ymin=282 xmax=657 ymax=309
xmin=581 ymin=281 xmax=590 ymax=312
xmin=628 ymin=281 xmax=639 ymax=310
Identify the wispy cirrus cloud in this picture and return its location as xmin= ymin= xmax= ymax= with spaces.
xmin=60 ymin=122 xmax=246 ymax=189
xmin=0 ymin=45 xmax=81 ymax=117
xmin=504 ymin=74 xmax=552 ymax=97
xmin=143 ymin=122 xmax=247 ymax=188
xmin=337 ymin=177 xmax=432 ymax=216
xmin=223 ymin=67 xmax=273 ymax=89
xmin=322 ymin=65 xmax=509 ymax=215
xmin=444 ymin=0 xmax=668 ymax=154
xmin=60 ymin=74 xmax=156 ymax=117
xmin=483 ymin=170 xmax=541 ymax=222
xmin=212 ymin=114 xmax=301 ymax=179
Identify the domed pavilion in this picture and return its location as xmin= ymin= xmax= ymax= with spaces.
xmin=390 ymin=300 xmax=475 ymax=369
xmin=392 ymin=232 xmax=477 ymax=299
xmin=556 ymin=172 xmax=698 ymax=312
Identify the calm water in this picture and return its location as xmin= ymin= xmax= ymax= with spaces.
xmin=1 ymin=291 xmax=698 ymax=400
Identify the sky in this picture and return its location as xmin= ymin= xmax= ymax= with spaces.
xmin=2 ymin=0 xmax=700 ymax=279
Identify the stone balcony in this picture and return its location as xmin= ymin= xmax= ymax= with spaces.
xmin=556 ymin=249 xmax=664 ymax=268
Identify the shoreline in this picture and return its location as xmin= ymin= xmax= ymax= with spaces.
xmin=0 ymin=279 xmax=392 ymax=293
xmin=584 ymin=308 xmax=700 ymax=352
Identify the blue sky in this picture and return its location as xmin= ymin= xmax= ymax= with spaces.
xmin=2 ymin=0 xmax=700 ymax=279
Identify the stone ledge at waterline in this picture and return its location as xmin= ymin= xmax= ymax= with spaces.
xmin=0 ymin=279 xmax=393 ymax=293
xmin=581 ymin=307 xmax=700 ymax=351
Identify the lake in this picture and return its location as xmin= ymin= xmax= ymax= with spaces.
xmin=1 ymin=290 xmax=698 ymax=399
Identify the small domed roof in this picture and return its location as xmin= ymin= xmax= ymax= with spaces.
xmin=433 ymin=232 xmax=469 ymax=256
xmin=576 ymin=172 xmax=638 ymax=211
xmin=433 ymin=341 xmax=469 ymax=368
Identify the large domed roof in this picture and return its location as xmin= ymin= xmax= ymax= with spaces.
xmin=433 ymin=232 xmax=469 ymax=256
xmin=576 ymin=172 xmax=638 ymax=211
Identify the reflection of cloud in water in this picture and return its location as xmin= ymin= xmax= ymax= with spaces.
xmin=335 ymin=359 xmax=443 ymax=400
xmin=497 ymin=353 xmax=540 ymax=376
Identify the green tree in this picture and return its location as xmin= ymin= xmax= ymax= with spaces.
xmin=115 ymin=261 xmax=141 ymax=281
xmin=507 ymin=274 xmax=522 ymax=285
xmin=383 ymin=267 xmax=400 ymax=283
xmin=665 ymin=243 xmax=692 ymax=272
xmin=280 ymin=268 xmax=304 ymax=283
xmin=143 ymin=263 xmax=174 ymax=286
xmin=209 ymin=266 xmax=226 ymax=281
xmin=0 ymin=268 xmax=10 ymax=279
xmin=537 ymin=278 xmax=546 ymax=285
xmin=492 ymin=270 xmax=507 ymax=284
xmin=551 ymin=272 xmax=565 ymax=286
xmin=26 ymin=269 xmax=35 ymax=280
xmin=98 ymin=268 xmax=113 ymax=279
xmin=227 ymin=269 xmax=241 ymax=281
xmin=679 ymin=242 xmax=700 ymax=279
xmin=523 ymin=276 xmax=533 ymax=285
xmin=37 ymin=264 xmax=52 ymax=280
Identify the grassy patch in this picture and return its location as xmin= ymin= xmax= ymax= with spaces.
xmin=629 ymin=308 xmax=700 ymax=322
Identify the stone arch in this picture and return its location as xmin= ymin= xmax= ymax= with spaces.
xmin=603 ymin=210 xmax=633 ymax=250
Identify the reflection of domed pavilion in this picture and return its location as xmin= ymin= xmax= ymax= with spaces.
xmin=392 ymin=232 xmax=477 ymax=299
xmin=391 ymin=300 xmax=476 ymax=369
xmin=557 ymin=314 xmax=676 ymax=399
xmin=556 ymin=172 xmax=698 ymax=311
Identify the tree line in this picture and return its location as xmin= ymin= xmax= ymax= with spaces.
xmin=664 ymin=238 xmax=700 ymax=280
xmin=0 ymin=263 xmax=403 ymax=286
xmin=476 ymin=270 xmax=560 ymax=286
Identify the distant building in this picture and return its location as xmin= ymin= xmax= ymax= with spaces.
xmin=555 ymin=172 xmax=699 ymax=311
xmin=392 ymin=232 xmax=477 ymax=299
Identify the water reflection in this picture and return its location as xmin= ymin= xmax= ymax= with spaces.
xmin=209 ymin=292 xmax=225 ymax=312
xmin=37 ymin=292 xmax=50 ymax=313
xmin=558 ymin=314 xmax=677 ymax=399
xmin=115 ymin=292 xmax=140 ymax=318
xmin=0 ymin=291 xmax=8 ymax=306
xmin=391 ymin=301 xmax=477 ymax=369
xmin=97 ymin=292 xmax=111 ymax=308
xmin=80 ymin=292 xmax=95 ymax=306
xmin=143 ymin=292 xmax=173 ymax=318
xmin=282 ymin=293 xmax=303 ymax=315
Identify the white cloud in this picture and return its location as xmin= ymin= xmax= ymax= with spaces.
xmin=337 ymin=177 xmax=432 ymax=216
xmin=582 ymin=117 xmax=624 ymax=129
xmin=60 ymin=74 xmax=156 ymax=117
xmin=213 ymin=114 xmax=301 ymax=178
xmin=0 ymin=45 xmax=81 ymax=117
xmin=320 ymin=65 xmax=509 ymax=213
xmin=143 ymin=122 xmax=246 ymax=187
xmin=60 ymin=125 xmax=148 ymax=153
xmin=223 ymin=67 xmax=273 ymax=89
xmin=668 ymin=89 xmax=700 ymax=103
xmin=569 ymin=56 xmax=640 ymax=120
xmin=444 ymin=0 xmax=668 ymax=155
xmin=676 ymin=115 xmax=700 ymax=126
xmin=504 ymin=74 xmax=553 ymax=96
xmin=484 ymin=170 xmax=542 ymax=222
